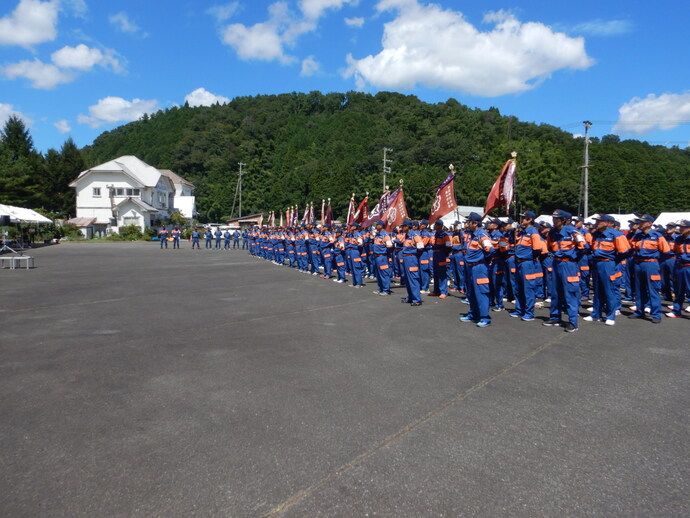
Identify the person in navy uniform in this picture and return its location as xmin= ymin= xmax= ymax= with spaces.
xmin=509 ymin=211 xmax=546 ymax=321
xmin=171 ymin=226 xmax=181 ymax=249
xmin=191 ymin=228 xmax=201 ymax=249
xmin=205 ymin=228 xmax=213 ymax=249
xmin=428 ymin=220 xmax=451 ymax=298
xmin=542 ymin=209 xmax=586 ymax=332
xmin=459 ymin=212 xmax=494 ymax=327
xmin=628 ymin=214 xmax=671 ymax=323
xmin=371 ymin=220 xmax=394 ymax=295
xmin=400 ymin=219 xmax=423 ymax=306
xmin=233 ymin=230 xmax=241 ymax=249
xmin=242 ymin=230 xmax=248 ymax=249
xmin=214 ymin=228 xmax=222 ymax=249
xmin=223 ymin=229 xmax=231 ymax=249
xmin=158 ymin=226 xmax=168 ymax=249
xmin=666 ymin=219 xmax=690 ymax=318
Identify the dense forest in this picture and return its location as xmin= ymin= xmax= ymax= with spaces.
xmin=2 ymin=91 xmax=689 ymax=221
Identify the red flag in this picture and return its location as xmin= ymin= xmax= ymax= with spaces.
xmin=308 ymin=203 xmax=314 ymax=224
xmin=324 ymin=199 xmax=332 ymax=225
xmin=346 ymin=194 xmax=355 ymax=224
xmin=320 ymin=199 xmax=325 ymax=226
xmin=484 ymin=158 xmax=516 ymax=216
xmin=353 ymin=195 xmax=369 ymax=223
xmin=383 ymin=187 xmax=408 ymax=231
xmin=429 ymin=171 xmax=458 ymax=224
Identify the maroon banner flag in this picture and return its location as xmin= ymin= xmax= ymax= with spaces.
xmin=484 ymin=157 xmax=516 ymax=216
xmin=353 ymin=195 xmax=369 ymax=223
xmin=324 ymin=199 xmax=332 ymax=225
xmin=361 ymin=190 xmax=391 ymax=228
xmin=383 ymin=187 xmax=408 ymax=231
xmin=429 ymin=170 xmax=458 ymax=224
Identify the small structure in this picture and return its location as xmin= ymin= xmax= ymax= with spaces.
xmin=69 ymin=155 xmax=196 ymax=236
xmin=226 ymin=214 xmax=263 ymax=229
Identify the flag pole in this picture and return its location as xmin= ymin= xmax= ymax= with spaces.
xmin=511 ymin=151 xmax=518 ymax=219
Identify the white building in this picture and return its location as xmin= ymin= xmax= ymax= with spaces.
xmin=69 ymin=155 xmax=195 ymax=235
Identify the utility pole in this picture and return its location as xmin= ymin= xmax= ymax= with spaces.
xmin=582 ymin=121 xmax=592 ymax=218
xmin=238 ymin=162 xmax=246 ymax=218
xmin=382 ymin=148 xmax=393 ymax=193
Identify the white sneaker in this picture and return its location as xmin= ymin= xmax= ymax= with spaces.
xmin=535 ymin=301 xmax=544 ymax=308
xmin=644 ymin=307 xmax=651 ymax=314
xmin=544 ymin=298 xmax=551 ymax=303
xmin=615 ymin=310 xmax=621 ymax=316
xmin=586 ymin=306 xmax=594 ymax=313
xmin=605 ymin=319 xmax=615 ymax=326
xmin=583 ymin=315 xmax=594 ymax=322
xmin=630 ymin=305 xmax=637 ymax=312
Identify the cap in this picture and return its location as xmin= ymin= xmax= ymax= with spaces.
xmin=677 ymin=219 xmax=690 ymax=228
xmin=402 ymin=219 xmax=413 ymax=226
xmin=595 ymin=214 xmax=615 ymax=223
xmin=572 ymin=216 xmax=583 ymax=222
xmin=639 ymin=214 xmax=654 ymax=223
xmin=420 ymin=219 xmax=429 ymax=225
xmin=552 ymin=209 xmax=572 ymax=219
xmin=433 ymin=220 xmax=444 ymax=226
xmin=665 ymin=222 xmax=677 ymax=227
xmin=376 ymin=220 xmax=386 ymax=226
xmin=467 ymin=212 xmax=483 ymax=222
xmin=491 ymin=218 xmax=502 ymax=225
xmin=540 ymin=221 xmax=552 ymax=229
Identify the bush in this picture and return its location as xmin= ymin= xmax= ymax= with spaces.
xmin=144 ymin=227 xmax=158 ymax=240
xmin=57 ymin=223 xmax=82 ymax=240
xmin=117 ymin=224 xmax=144 ymax=241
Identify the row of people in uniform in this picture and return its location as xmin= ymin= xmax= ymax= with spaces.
xmin=158 ymin=227 xmax=248 ymax=249
xmin=245 ymin=211 xmax=690 ymax=331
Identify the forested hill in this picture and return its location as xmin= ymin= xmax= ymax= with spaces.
xmin=82 ymin=91 xmax=690 ymax=221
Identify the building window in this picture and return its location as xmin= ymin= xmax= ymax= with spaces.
xmin=123 ymin=216 xmax=139 ymax=226
xmin=125 ymin=188 xmax=140 ymax=196
xmin=115 ymin=188 xmax=124 ymax=196
xmin=93 ymin=187 xmax=101 ymax=197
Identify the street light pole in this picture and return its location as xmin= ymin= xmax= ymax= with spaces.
xmin=583 ymin=121 xmax=592 ymax=218
xmin=382 ymin=148 xmax=393 ymax=193
xmin=238 ymin=162 xmax=246 ymax=218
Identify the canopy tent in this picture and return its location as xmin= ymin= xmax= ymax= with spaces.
xmin=584 ymin=213 xmax=639 ymax=226
xmin=0 ymin=204 xmax=52 ymax=224
xmin=654 ymin=212 xmax=690 ymax=228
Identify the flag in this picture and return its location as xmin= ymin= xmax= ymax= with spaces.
xmin=353 ymin=195 xmax=369 ymax=223
xmin=324 ymin=199 xmax=332 ymax=226
xmin=308 ymin=203 xmax=314 ymax=224
xmin=429 ymin=170 xmax=458 ymax=224
xmin=382 ymin=187 xmax=408 ymax=231
xmin=301 ymin=203 xmax=309 ymax=224
xmin=320 ymin=199 xmax=325 ymax=226
xmin=293 ymin=206 xmax=299 ymax=227
xmin=361 ymin=190 xmax=391 ymax=228
xmin=484 ymin=157 xmax=517 ymax=216
xmin=279 ymin=211 xmax=283 ymax=227
xmin=346 ymin=194 xmax=355 ymax=224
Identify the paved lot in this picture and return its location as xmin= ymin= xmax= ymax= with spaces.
xmin=1 ymin=242 xmax=688 ymax=517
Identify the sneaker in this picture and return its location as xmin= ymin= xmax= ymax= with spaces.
xmin=651 ymin=317 xmax=661 ymax=324
xmin=333 ymin=278 xmax=340 ymax=282
xmin=509 ymin=311 xmax=521 ymax=318
xmin=564 ymin=322 xmax=578 ymax=333
xmin=476 ymin=320 xmax=491 ymax=328
xmin=644 ymin=307 xmax=651 ymax=314
xmin=401 ymin=298 xmax=410 ymax=304
xmin=667 ymin=304 xmax=675 ymax=310
xmin=665 ymin=312 xmax=680 ymax=318
xmin=605 ymin=319 xmax=616 ymax=326
xmin=459 ymin=315 xmax=474 ymax=322
xmin=373 ymin=291 xmax=383 ymax=295
xmin=410 ymin=302 xmax=422 ymax=307
xmin=630 ymin=305 xmax=637 ymax=312
xmin=534 ymin=301 xmax=544 ymax=308
xmin=544 ymin=298 xmax=551 ymax=303
xmin=379 ymin=292 xmax=391 ymax=296
xmin=615 ymin=310 xmax=621 ymax=316
xmin=521 ymin=316 xmax=535 ymax=322
xmin=586 ymin=306 xmax=594 ymax=313
xmin=685 ymin=306 xmax=690 ymax=313
xmin=312 ymin=272 xmax=319 ymax=276
xmin=428 ymin=292 xmax=440 ymax=297
xmin=460 ymin=298 xmax=470 ymax=304
xmin=583 ymin=315 xmax=594 ymax=322
xmin=438 ymin=294 xmax=448 ymax=299
xmin=491 ymin=306 xmax=504 ymax=312
xmin=542 ymin=319 xmax=560 ymax=326
xmin=420 ymin=290 xmax=430 ymax=294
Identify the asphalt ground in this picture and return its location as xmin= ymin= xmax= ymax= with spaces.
xmin=1 ymin=242 xmax=688 ymax=518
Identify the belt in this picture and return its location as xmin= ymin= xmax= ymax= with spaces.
xmin=635 ymin=258 xmax=658 ymax=262
xmin=467 ymin=260 xmax=484 ymax=267
xmin=375 ymin=253 xmax=388 ymax=257
xmin=515 ymin=258 xmax=531 ymax=263
xmin=593 ymin=258 xmax=610 ymax=262
xmin=555 ymin=258 xmax=572 ymax=262
xmin=680 ymin=263 xmax=690 ymax=267
xmin=403 ymin=253 xmax=417 ymax=257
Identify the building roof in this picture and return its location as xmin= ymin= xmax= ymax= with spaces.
xmin=159 ymin=169 xmax=194 ymax=188
xmin=67 ymin=217 xmax=96 ymax=227
xmin=115 ymin=197 xmax=158 ymax=213
xmin=71 ymin=156 xmax=161 ymax=188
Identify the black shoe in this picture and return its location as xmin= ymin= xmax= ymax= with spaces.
xmin=651 ymin=318 xmax=661 ymax=324
xmin=564 ymin=322 xmax=578 ymax=333
xmin=542 ymin=319 xmax=560 ymax=326
xmin=401 ymin=298 xmax=410 ymax=303
xmin=410 ymin=302 xmax=422 ymax=307
xmin=628 ymin=313 xmax=643 ymax=319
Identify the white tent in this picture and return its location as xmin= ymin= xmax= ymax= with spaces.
xmin=585 ymin=213 xmax=639 ymax=226
xmin=0 ymin=204 xmax=52 ymax=223
xmin=654 ymin=212 xmax=690 ymax=228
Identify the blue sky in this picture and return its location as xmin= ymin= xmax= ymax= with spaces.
xmin=1 ymin=0 xmax=689 ymax=153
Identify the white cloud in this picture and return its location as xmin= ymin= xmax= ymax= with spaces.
xmin=299 ymin=0 xmax=357 ymax=20
xmin=54 ymin=119 xmax=71 ymax=133
xmin=571 ymin=19 xmax=633 ymax=37
xmin=62 ymin=0 xmax=88 ymax=18
xmin=51 ymin=44 xmax=123 ymax=73
xmin=184 ymin=87 xmax=230 ymax=107
xmin=207 ymin=2 xmax=240 ymax=22
xmin=613 ymin=92 xmax=690 ymax=135
xmin=0 ymin=0 xmax=59 ymax=47
xmin=0 ymin=103 xmax=33 ymax=126
xmin=1 ymin=58 xmax=74 ymax=89
xmin=220 ymin=0 xmax=354 ymax=64
xmin=77 ymin=96 xmax=159 ymax=127
xmin=109 ymin=11 xmax=147 ymax=37
xmin=345 ymin=1 xmax=594 ymax=97
xmin=345 ymin=16 xmax=364 ymax=28
xmin=301 ymin=55 xmax=319 ymax=76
